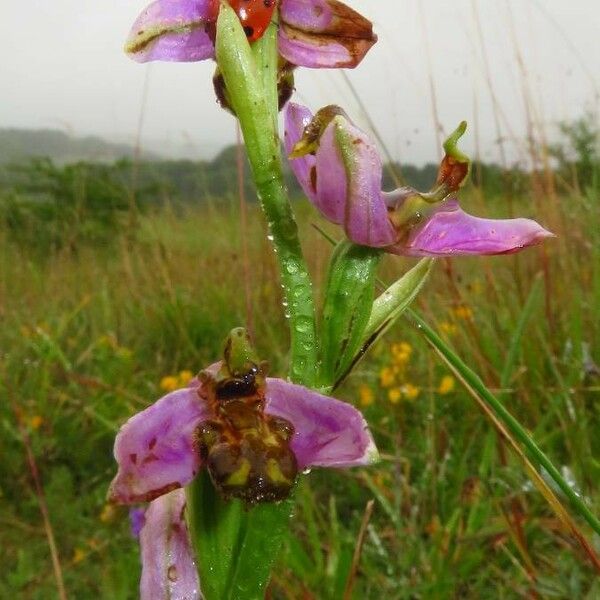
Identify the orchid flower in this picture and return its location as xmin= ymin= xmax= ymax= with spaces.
xmin=125 ymin=0 xmax=376 ymax=69
xmin=110 ymin=328 xmax=376 ymax=597
xmin=284 ymin=103 xmax=554 ymax=256
xmin=109 ymin=327 xmax=376 ymax=505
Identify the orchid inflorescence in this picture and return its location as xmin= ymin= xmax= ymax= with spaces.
xmin=111 ymin=2 xmax=553 ymax=598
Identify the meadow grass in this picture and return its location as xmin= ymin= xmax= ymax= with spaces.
xmin=1 ymin=188 xmax=599 ymax=599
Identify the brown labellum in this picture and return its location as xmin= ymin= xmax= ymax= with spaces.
xmin=195 ymin=362 xmax=298 ymax=504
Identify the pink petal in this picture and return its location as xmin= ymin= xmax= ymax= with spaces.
xmin=284 ymin=102 xmax=317 ymax=202
xmin=125 ymin=0 xmax=218 ymax=63
xmin=281 ymin=0 xmax=335 ymax=30
xmin=140 ymin=490 xmax=200 ymax=600
xmin=316 ymin=118 xmax=396 ymax=247
xmin=311 ymin=119 xmax=349 ymax=225
xmin=279 ymin=0 xmax=376 ymax=68
xmin=285 ymin=103 xmax=395 ymax=246
xmin=278 ymin=28 xmax=353 ymax=68
xmin=389 ymin=198 xmax=555 ymax=257
xmin=109 ymin=387 xmax=210 ymax=504
xmin=265 ymin=378 xmax=378 ymax=469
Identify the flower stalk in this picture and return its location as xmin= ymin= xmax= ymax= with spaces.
xmin=215 ymin=3 xmax=318 ymax=387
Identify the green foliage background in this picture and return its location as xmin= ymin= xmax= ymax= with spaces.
xmin=0 ymin=115 xmax=599 ymax=598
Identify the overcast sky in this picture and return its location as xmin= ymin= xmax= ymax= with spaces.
xmin=2 ymin=1 xmax=599 ymax=164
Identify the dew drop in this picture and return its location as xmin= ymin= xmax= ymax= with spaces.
xmin=167 ymin=565 xmax=178 ymax=582
xmin=297 ymin=324 xmax=310 ymax=335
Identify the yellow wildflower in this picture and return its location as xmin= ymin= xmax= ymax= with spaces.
xmin=99 ymin=503 xmax=116 ymax=524
xmin=178 ymin=370 xmax=194 ymax=385
xmin=159 ymin=375 xmax=179 ymax=392
xmin=117 ymin=347 xmax=133 ymax=360
xmin=439 ymin=321 xmax=457 ymax=337
xmin=388 ymin=388 xmax=402 ymax=404
xmin=29 ymin=415 xmax=43 ymax=430
xmin=391 ymin=342 xmax=412 ymax=365
xmin=398 ymin=342 xmax=412 ymax=355
xmin=72 ymin=548 xmax=87 ymax=564
xmin=379 ymin=367 xmax=395 ymax=388
xmin=358 ymin=384 xmax=375 ymax=407
xmin=437 ymin=375 xmax=455 ymax=395
xmin=453 ymin=305 xmax=473 ymax=321
xmin=402 ymin=383 xmax=420 ymax=401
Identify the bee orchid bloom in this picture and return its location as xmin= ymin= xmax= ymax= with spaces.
xmin=125 ymin=0 xmax=376 ymax=69
xmin=108 ymin=329 xmax=377 ymax=506
xmin=284 ymin=103 xmax=554 ymax=256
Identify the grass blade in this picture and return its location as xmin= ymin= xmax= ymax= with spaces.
xmin=406 ymin=308 xmax=600 ymax=571
xmin=500 ymin=274 xmax=543 ymax=388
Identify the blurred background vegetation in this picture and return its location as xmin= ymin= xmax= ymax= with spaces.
xmin=0 ymin=110 xmax=599 ymax=599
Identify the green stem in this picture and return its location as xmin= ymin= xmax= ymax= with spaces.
xmin=185 ymin=9 xmax=318 ymax=599
xmin=407 ymin=308 xmax=600 ymax=536
xmin=216 ymin=5 xmax=318 ymax=386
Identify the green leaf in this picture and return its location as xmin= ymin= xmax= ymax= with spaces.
xmin=362 ymin=258 xmax=433 ymax=348
xmin=500 ymin=274 xmax=542 ymax=389
xmin=319 ymin=241 xmax=382 ymax=387
xmin=226 ymin=499 xmax=294 ymax=599
xmin=186 ymin=472 xmax=294 ymax=600
xmin=185 ymin=472 xmax=245 ymax=599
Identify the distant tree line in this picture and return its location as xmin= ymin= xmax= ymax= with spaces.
xmin=0 ymin=113 xmax=597 ymax=253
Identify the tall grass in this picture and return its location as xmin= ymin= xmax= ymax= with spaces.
xmin=1 ymin=2 xmax=599 ymax=596
xmin=1 ymin=179 xmax=599 ymax=597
